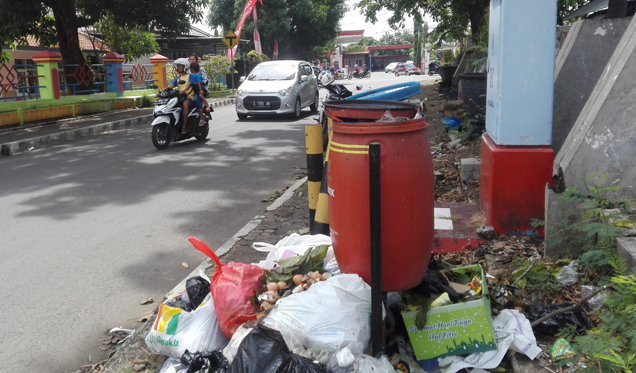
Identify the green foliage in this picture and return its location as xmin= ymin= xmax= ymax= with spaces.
xmin=441 ymin=49 xmax=455 ymax=66
xmin=0 ymin=51 xmax=12 ymax=63
xmin=202 ymin=55 xmax=236 ymax=91
xmin=510 ymin=258 xmax=561 ymax=292
xmin=208 ymin=0 xmax=346 ymax=61
xmin=565 ymin=273 xmax=636 ymax=372
xmin=139 ymin=94 xmax=154 ymax=108
xmin=0 ymin=0 xmax=208 ymax=64
xmin=265 ymin=245 xmax=329 ymax=283
xmin=93 ymin=15 xmax=159 ymax=63
xmin=356 ymin=0 xmax=489 ymax=47
xmin=530 ymin=219 xmax=546 ymax=228
xmin=556 ymin=324 xmax=579 ymax=341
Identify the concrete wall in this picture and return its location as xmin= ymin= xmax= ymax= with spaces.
xmin=555 ymin=16 xmax=636 ymax=197
xmin=552 ymin=18 xmax=631 ymax=154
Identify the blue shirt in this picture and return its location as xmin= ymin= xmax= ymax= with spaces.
xmin=172 ymin=74 xmax=197 ymax=87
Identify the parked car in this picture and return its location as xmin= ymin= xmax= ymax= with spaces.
xmin=385 ymin=62 xmax=399 ymax=73
xmin=394 ymin=63 xmax=422 ymax=76
xmin=235 ymin=60 xmax=319 ymax=120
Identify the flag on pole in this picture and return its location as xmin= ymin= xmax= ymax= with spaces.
xmin=227 ymin=0 xmax=263 ymax=59
xmin=273 ymin=40 xmax=279 ymax=60
xmin=253 ymin=8 xmax=262 ymax=53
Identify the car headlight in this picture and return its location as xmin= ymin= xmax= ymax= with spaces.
xmin=238 ymin=89 xmax=245 ymax=96
xmin=278 ymin=86 xmax=293 ymax=96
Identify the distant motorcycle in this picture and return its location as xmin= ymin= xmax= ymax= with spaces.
xmin=317 ymin=71 xmax=362 ymax=150
xmin=428 ymin=63 xmax=439 ymax=75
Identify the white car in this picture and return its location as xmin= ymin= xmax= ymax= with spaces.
xmin=385 ymin=62 xmax=399 ymax=73
xmin=235 ymin=60 xmax=319 ymax=119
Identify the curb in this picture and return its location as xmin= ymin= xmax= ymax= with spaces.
xmin=0 ymin=99 xmax=235 ymax=158
xmin=165 ymin=176 xmax=308 ymax=297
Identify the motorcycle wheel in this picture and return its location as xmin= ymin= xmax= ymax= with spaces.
xmin=347 ymin=74 xmax=352 ymax=80
xmin=152 ymin=123 xmax=171 ymax=150
xmin=365 ymin=72 xmax=371 ymax=79
xmin=194 ymin=120 xmax=209 ymax=141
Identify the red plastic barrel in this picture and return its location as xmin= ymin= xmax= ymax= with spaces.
xmin=326 ymin=103 xmax=434 ymax=292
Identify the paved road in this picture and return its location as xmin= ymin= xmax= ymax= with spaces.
xmin=0 ymin=72 xmax=434 ymax=372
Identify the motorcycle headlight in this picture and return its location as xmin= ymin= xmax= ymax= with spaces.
xmin=238 ymin=89 xmax=245 ymax=96
xmin=278 ymin=86 xmax=293 ymax=96
xmin=158 ymin=98 xmax=177 ymax=114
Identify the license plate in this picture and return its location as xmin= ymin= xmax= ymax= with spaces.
xmin=255 ymin=101 xmax=270 ymax=108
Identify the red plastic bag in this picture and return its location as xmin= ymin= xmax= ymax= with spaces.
xmin=189 ymin=237 xmax=264 ymax=339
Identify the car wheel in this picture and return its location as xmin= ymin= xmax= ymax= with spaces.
xmin=237 ymin=113 xmax=248 ymax=120
xmin=406 ymin=72 xmax=410 ymax=76
xmin=310 ymin=91 xmax=319 ymax=112
xmin=292 ymin=97 xmax=301 ymax=119
xmin=395 ymin=72 xmax=399 ymax=77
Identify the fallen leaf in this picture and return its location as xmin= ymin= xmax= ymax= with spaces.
xmin=182 ymin=262 xmax=189 ymax=269
xmin=139 ymin=298 xmax=154 ymax=305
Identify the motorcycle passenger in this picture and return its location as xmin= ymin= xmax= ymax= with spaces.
xmin=189 ymin=54 xmax=208 ymax=97
xmin=189 ymin=63 xmax=210 ymax=127
xmin=168 ymin=58 xmax=196 ymax=134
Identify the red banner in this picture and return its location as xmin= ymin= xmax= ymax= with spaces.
xmin=227 ymin=0 xmax=263 ymax=59
xmin=253 ymin=8 xmax=262 ymax=53
xmin=273 ymin=40 xmax=278 ymax=60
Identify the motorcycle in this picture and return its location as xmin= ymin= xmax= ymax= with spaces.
xmin=150 ymin=88 xmax=212 ymax=150
xmin=352 ymin=70 xmax=371 ymax=79
xmin=428 ymin=63 xmax=439 ymax=75
xmin=317 ymin=72 xmax=362 ymax=150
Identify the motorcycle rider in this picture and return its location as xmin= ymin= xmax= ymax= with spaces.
xmin=167 ymin=58 xmax=196 ymax=134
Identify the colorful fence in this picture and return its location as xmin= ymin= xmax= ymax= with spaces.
xmin=0 ymin=50 xmax=170 ymax=104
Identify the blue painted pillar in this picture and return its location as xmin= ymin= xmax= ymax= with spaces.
xmin=480 ymin=0 xmax=557 ymax=234
xmin=103 ymin=52 xmax=125 ymax=97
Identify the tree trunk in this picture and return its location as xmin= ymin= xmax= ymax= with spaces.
xmin=49 ymin=0 xmax=85 ymax=66
xmin=607 ymin=0 xmax=628 ymax=18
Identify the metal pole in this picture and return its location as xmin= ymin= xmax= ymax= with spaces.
xmin=369 ymin=142 xmax=383 ymax=356
xmin=231 ymin=47 xmax=235 ymax=96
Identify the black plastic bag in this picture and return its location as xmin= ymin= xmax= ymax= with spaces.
xmin=185 ymin=276 xmax=211 ymax=311
xmin=229 ymin=325 xmax=326 ymax=373
xmin=525 ymin=303 xmax=591 ymax=335
xmin=163 ymin=276 xmax=211 ymax=312
xmin=181 ymin=349 xmax=228 ymax=373
xmin=412 ymin=270 xmax=460 ymax=302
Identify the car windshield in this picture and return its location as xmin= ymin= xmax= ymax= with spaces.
xmin=405 ymin=64 xmax=415 ymax=68
xmin=248 ymin=64 xmax=297 ymax=81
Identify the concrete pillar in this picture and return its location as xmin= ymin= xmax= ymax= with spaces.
xmin=31 ymin=50 xmax=62 ymax=100
xmin=103 ymin=52 xmax=125 ymax=97
xmin=480 ymin=0 xmax=557 ymax=233
xmin=149 ymin=54 xmax=169 ymax=90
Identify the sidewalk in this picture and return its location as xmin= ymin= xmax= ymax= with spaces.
xmin=0 ymin=98 xmax=235 ymax=157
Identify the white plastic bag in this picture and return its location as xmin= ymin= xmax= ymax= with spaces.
xmin=252 ymin=233 xmax=331 ymax=270
xmin=354 ymin=355 xmax=395 ymax=372
xmin=145 ymin=294 xmax=228 ymax=357
xmin=439 ymin=309 xmax=542 ymax=373
xmin=263 ymin=274 xmax=372 ymax=354
xmin=159 ymin=358 xmax=188 ymax=373
xmin=222 ymin=324 xmax=253 ymax=364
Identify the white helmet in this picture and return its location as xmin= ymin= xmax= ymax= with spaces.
xmin=320 ymin=71 xmax=335 ymax=86
xmin=174 ymin=58 xmax=190 ymax=70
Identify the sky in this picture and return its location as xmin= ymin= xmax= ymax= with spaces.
xmin=193 ymin=0 xmax=434 ymax=42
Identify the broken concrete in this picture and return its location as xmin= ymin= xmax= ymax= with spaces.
xmin=552 ymin=18 xmax=631 ymax=154
xmin=617 ymin=237 xmax=636 ymax=271
xmin=555 ymin=15 xmax=636 ymax=198
xmin=460 ymin=158 xmax=481 ymax=183
xmin=544 ymin=187 xmax=584 ymax=258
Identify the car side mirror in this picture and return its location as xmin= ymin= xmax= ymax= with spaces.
xmin=300 ymin=75 xmax=308 ymax=82
xmin=239 ymin=76 xmax=246 ymax=83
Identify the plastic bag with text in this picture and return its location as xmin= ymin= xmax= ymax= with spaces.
xmin=189 ymin=237 xmax=264 ymax=339
xmin=252 ymin=234 xmax=332 ymax=270
xmin=263 ymin=274 xmax=372 ymax=354
xmin=145 ymin=293 xmax=227 ymax=358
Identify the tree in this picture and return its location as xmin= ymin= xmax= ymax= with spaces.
xmin=202 ymin=54 xmax=235 ymax=91
xmin=356 ymin=0 xmax=488 ymax=46
xmin=0 ymin=0 xmax=209 ymax=66
xmin=0 ymin=2 xmax=57 ymax=62
xmin=92 ymin=15 xmax=159 ymax=63
xmin=208 ymin=0 xmax=346 ymax=60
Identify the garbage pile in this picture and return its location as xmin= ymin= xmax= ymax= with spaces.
xmin=144 ymin=233 xmax=555 ymax=373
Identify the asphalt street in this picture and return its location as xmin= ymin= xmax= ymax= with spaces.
xmin=0 ymin=71 xmax=435 ymax=372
